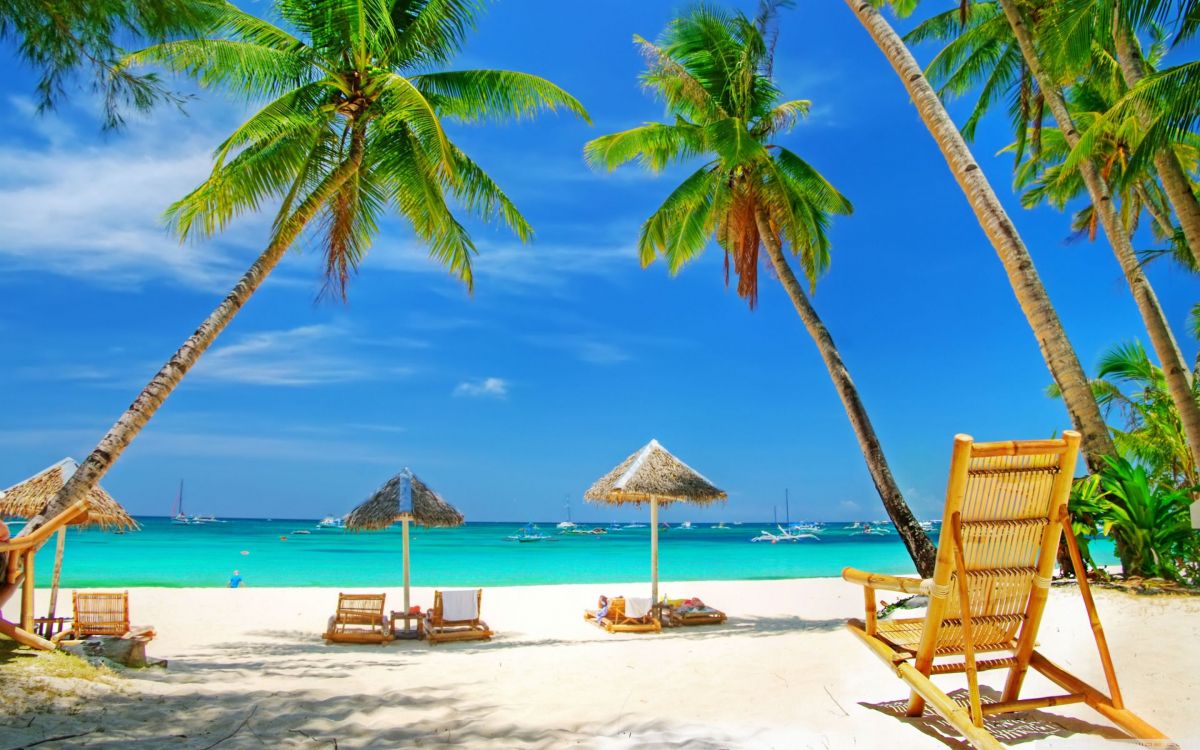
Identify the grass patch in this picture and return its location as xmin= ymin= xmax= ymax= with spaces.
xmin=0 ymin=638 xmax=122 ymax=718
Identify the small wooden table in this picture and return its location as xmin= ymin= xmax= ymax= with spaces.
xmin=390 ymin=611 xmax=424 ymax=640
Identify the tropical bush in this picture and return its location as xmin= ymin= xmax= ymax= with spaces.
xmin=1070 ymin=455 xmax=1199 ymax=584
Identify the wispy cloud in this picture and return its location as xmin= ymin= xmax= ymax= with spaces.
xmin=524 ymin=333 xmax=631 ymax=365
xmin=0 ymin=97 xmax=270 ymax=292
xmin=453 ymin=377 xmax=508 ymax=399
xmin=191 ymin=323 xmax=411 ymax=387
xmin=368 ymin=237 xmax=638 ymax=292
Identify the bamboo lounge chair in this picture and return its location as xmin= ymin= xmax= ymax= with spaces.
xmin=842 ymin=432 xmax=1169 ymax=749
xmin=662 ymin=597 xmax=726 ymax=627
xmin=584 ymin=596 xmax=662 ymax=633
xmin=424 ymin=589 xmax=492 ymax=645
xmin=55 ymin=591 xmax=156 ymax=642
xmin=324 ymin=593 xmax=392 ymax=644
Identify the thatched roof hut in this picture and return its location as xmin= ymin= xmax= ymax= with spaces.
xmin=345 ymin=468 xmax=464 ymax=530
xmin=0 ymin=458 xmax=136 ymax=530
xmin=584 ymin=439 xmax=727 ymax=506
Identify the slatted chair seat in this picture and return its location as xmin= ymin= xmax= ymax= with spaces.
xmin=54 ymin=591 xmax=155 ymax=642
xmin=842 ymin=432 xmax=1169 ymax=749
xmin=324 ymin=593 xmax=391 ymax=644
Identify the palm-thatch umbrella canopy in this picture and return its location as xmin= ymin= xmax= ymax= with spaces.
xmin=584 ymin=439 xmax=726 ymax=604
xmin=1 ymin=458 xmax=138 ymax=627
xmin=1 ymin=458 xmax=136 ymax=530
xmin=345 ymin=468 xmax=463 ymax=612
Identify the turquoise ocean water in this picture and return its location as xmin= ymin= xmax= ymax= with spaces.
xmin=21 ymin=517 xmax=1118 ymax=588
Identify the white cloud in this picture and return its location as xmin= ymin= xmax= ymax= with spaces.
xmin=524 ymin=333 xmax=631 ymax=365
xmin=453 ymin=377 xmax=508 ymax=399
xmin=191 ymin=323 xmax=405 ymax=387
xmin=367 ymin=237 xmax=638 ymax=291
xmin=0 ymin=97 xmax=281 ymax=292
xmin=838 ymin=499 xmax=861 ymax=513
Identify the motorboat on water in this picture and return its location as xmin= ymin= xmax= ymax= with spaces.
xmin=851 ymin=522 xmax=891 ymax=536
xmin=786 ymin=522 xmax=824 ymax=535
xmin=316 ymin=515 xmax=346 ymax=530
xmin=508 ymin=523 xmax=552 ymax=542
xmin=678 ymin=521 xmax=693 ymax=530
xmin=623 ymin=523 xmax=646 ymax=529
xmin=556 ymin=521 xmax=578 ymax=530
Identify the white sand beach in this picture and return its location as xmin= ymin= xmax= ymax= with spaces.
xmin=2 ymin=577 xmax=1198 ymax=749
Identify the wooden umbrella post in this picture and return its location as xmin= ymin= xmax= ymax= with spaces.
xmin=402 ymin=516 xmax=411 ymax=612
xmin=650 ymin=498 xmax=659 ymax=606
xmin=46 ymin=527 xmax=67 ymax=622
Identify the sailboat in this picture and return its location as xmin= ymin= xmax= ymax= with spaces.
xmin=170 ymin=481 xmax=191 ymax=524
xmin=556 ymin=496 xmax=578 ymax=531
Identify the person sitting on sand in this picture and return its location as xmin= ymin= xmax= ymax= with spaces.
xmin=229 ymin=570 xmax=243 ymax=588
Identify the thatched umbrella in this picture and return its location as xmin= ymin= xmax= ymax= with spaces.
xmin=345 ymin=468 xmax=464 ymax=611
xmin=584 ymin=439 xmax=726 ymax=605
xmin=0 ymin=458 xmax=137 ymax=624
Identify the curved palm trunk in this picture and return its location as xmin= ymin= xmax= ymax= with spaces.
xmin=997 ymin=0 xmax=1200 ymax=480
xmin=756 ymin=211 xmax=937 ymax=577
xmin=0 ymin=145 xmax=364 ymax=609
xmin=844 ymin=0 xmax=1116 ymax=473
xmin=1111 ymin=11 xmax=1200 ymax=270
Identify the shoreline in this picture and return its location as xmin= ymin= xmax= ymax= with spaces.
xmin=4 ymin=577 xmax=1198 ymax=748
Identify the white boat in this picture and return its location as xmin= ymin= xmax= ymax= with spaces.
xmin=315 ymin=515 xmax=346 ymax=530
xmin=508 ymin=523 xmax=552 ymax=542
xmin=852 ymin=523 xmax=891 ymax=536
xmin=751 ymin=526 xmax=820 ymax=543
xmin=679 ymin=521 xmax=693 ymax=530
xmin=556 ymin=521 xmax=578 ymax=530
xmin=714 ymin=522 xmax=728 ymax=529
xmin=170 ymin=481 xmax=191 ymax=524
xmin=787 ymin=522 xmax=824 ymax=535
xmin=623 ymin=523 xmax=646 ymax=529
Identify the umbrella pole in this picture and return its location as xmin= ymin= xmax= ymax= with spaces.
xmin=46 ymin=527 xmax=67 ymax=622
xmin=402 ymin=517 xmax=411 ymax=612
xmin=650 ymin=498 xmax=659 ymax=606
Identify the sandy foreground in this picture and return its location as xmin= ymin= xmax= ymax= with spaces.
xmin=1 ymin=578 xmax=1198 ymax=749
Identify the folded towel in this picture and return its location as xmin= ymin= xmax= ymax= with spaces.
xmin=625 ymin=597 xmax=652 ymax=619
xmin=441 ymin=589 xmax=479 ymax=621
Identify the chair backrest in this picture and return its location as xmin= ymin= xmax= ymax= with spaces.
xmin=431 ymin=589 xmax=482 ymax=624
xmin=335 ymin=593 xmax=386 ymax=625
xmin=73 ymin=591 xmax=130 ymax=637
xmin=917 ymin=432 xmax=1081 ymax=658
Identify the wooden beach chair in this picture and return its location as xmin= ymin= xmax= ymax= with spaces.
xmin=584 ymin=596 xmax=662 ymax=633
xmin=424 ymin=589 xmax=492 ymax=645
xmin=663 ymin=597 xmax=726 ymax=627
xmin=323 ymin=593 xmax=392 ymax=644
xmin=55 ymin=591 xmax=156 ymax=642
xmin=843 ymin=432 xmax=1169 ymax=749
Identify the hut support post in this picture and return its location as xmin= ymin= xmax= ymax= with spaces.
xmin=46 ymin=527 xmax=67 ymax=621
xmin=20 ymin=549 xmax=34 ymax=632
xmin=402 ymin=517 xmax=411 ymax=612
xmin=650 ymin=498 xmax=659 ymax=606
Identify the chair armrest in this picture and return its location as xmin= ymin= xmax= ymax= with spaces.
xmin=842 ymin=567 xmax=928 ymax=595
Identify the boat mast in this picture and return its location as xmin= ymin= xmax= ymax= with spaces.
xmin=176 ymin=480 xmax=184 ymax=516
xmin=785 ymin=488 xmax=790 ymax=526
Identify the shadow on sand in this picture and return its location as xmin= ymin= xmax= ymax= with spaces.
xmin=860 ymin=686 xmax=1128 ymax=748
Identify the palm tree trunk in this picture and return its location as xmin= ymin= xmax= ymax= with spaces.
xmin=844 ymin=0 xmax=1116 ymax=473
xmin=0 ymin=142 xmax=364 ymax=610
xmin=996 ymin=0 xmax=1200 ymax=481
xmin=755 ymin=210 xmax=937 ymax=577
xmin=1134 ymin=183 xmax=1178 ymax=240
xmin=1112 ymin=9 xmax=1200 ymax=270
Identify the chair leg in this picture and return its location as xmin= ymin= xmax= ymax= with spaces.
xmin=906 ymin=690 xmax=927 ymax=717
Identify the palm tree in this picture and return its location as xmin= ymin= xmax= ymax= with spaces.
xmin=4 ymin=0 xmax=588 ymax=574
xmin=1053 ymin=341 xmax=1198 ymax=487
xmin=585 ymin=3 xmax=937 ymax=574
xmin=843 ymin=0 xmax=1117 ymax=471
xmin=936 ymin=0 xmax=1200 ymax=486
xmin=1042 ymin=0 xmax=1200 ymax=269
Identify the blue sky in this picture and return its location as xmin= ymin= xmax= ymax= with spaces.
xmin=0 ymin=1 xmax=1194 ymax=523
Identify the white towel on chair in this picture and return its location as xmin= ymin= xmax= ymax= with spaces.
xmin=625 ymin=597 xmax=652 ymax=619
xmin=441 ymin=589 xmax=479 ymax=621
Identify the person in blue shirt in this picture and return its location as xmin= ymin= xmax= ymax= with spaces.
xmin=229 ymin=570 xmax=243 ymax=588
